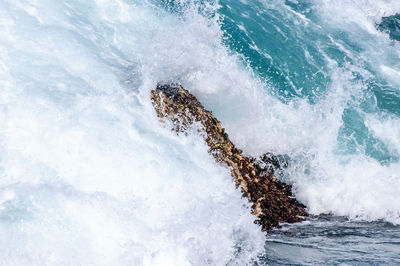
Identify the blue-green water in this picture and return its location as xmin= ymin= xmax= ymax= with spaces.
xmin=0 ymin=0 xmax=399 ymax=264
xmin=219 ymin=0 xmax=400 ymax=165
xmin=216 ymin=1 xmax=400 ymax=263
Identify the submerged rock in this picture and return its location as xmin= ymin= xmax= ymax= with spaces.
xmin=378 ymin=14 xmax=400 ymax=41
xmin=151 ymin=84 xmax=307 ymax=230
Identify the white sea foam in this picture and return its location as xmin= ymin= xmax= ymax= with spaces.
xmin=218 ymin=0 xmax=400 ymax=224
xmin=0 ymin=0 xmax=264 ymax=265
xmin=1 ymin=0 xmax=400 ymax=264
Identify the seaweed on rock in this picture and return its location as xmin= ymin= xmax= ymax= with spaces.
xmin=151 ymin=84 xmax=307 ymax=231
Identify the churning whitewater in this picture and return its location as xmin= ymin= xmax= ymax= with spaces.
xmin=0 ymin=0 xmax=400 ymax=265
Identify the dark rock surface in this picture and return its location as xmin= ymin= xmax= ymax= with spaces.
xmin=151 ymin=84 xmax=307 ymax=231
xmin=250 ymin=152 xmax=289 ymax=176
xmin=378 ymin=14 xmax=400 ymax=41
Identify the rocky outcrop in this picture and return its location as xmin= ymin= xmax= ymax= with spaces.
xmin=151 ymin=84 xmax=307 ymax=231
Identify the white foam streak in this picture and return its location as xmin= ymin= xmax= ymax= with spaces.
xmin=0 ymin=0 xmax=264 ymax=265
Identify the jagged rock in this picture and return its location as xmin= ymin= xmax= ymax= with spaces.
xmin=377 ymin=14 xmax=400 ymax=41
xmin=151 ymin=84 xmax=307 ymax=231
xmin=250 ymin=152 xmax=289 ymax=176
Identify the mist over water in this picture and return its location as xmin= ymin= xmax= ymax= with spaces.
xmin=0 ymin=0 xmax=400 ymax=265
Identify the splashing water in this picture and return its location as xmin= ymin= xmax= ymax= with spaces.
xmin=218 ymin=0 xmax=400 ymax=224
xmin=0 ymin=1 xmax=264 ymax=264
xmin=0 ymin=0 xmax=400 ymax=264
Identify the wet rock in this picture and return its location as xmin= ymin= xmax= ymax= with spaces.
xmin=251 ymin=152 xmax=289 ymax=176
xmin=151 ymin=84 xmax=307 ymax=231
xmin=377 ymin=14 xmax=400 ymax=41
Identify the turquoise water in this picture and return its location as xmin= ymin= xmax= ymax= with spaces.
xmin=0 ymin=0 xmax=400 ymax=264
xmin=219 ymin=0 xmax=400 ymax=165
xmin=216 ymin=1 xmax=400 ymax=263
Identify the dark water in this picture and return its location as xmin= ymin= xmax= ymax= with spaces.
xmin=261 ymin=216 xmax=400 ymax=265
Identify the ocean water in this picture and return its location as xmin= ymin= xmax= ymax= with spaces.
xmin=0 ymin=0 xmax=399 ymax=265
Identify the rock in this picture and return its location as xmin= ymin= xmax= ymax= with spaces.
xmin=377 ymin=14 xmax=400 ymax=41
xmin=250 ymin=152 xmax=289 ymax=176
xmin=151 ymin=84 xmax=307 ymax=231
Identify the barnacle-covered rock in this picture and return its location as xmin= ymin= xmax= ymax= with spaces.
xmin=151 ymin=84 xmax=307 ymax=230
